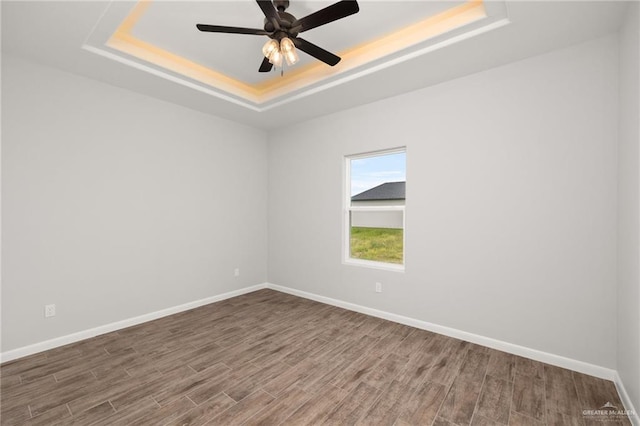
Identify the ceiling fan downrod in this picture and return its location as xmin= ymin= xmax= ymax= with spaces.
xmin=273 ymin=0 xmax=289 ymax=12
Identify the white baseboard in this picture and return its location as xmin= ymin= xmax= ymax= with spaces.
xmin=0 ymin=281 xmax=622 ymax=386
xmin=0 ymin=283 xmax=268 ymax=364
xmin=614 ymin=372 xmax=640 ymax=425
xmin=265 ymin=282 xmax=617 ymax=381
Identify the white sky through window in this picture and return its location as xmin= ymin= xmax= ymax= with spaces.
xmin=350 ymin=152 xmax=406 ymax=196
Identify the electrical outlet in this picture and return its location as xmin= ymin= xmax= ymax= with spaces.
xmin=234 ymin=268 xmax=240 ymax=277
xmin=44 ymin=304 xmax=56 ymax=318
xmin=375 ymin=282 xmax=382 ymax=293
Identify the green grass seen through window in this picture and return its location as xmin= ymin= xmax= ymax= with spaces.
xmin=350 ymin=227 xmax=403 ymax=264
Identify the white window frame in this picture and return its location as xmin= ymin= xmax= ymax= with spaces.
xmin=343 ymin=147 xmax=406 ymax=272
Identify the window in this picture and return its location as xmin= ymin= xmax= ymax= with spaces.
xmin=344 ymin=148 xmax=406 ymax=270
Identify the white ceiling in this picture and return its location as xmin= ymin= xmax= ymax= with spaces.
xmin=1 ymin=1 xmax=629 ymax=130
xmin=133 ymin=1 xmax=465 ymax=85
xmin=84 ymin=0 xmax=505 ymax=110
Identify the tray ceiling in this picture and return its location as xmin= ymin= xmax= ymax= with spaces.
xmin=84 ymin=0 xmax=509 ymax=110
xmin=2 ymin=1 xmax=629 ymax=128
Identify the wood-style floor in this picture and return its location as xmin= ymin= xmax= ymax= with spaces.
xmin=0 ymin=289 xmax=630 ymax=425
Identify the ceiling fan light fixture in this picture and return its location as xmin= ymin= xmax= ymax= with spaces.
xmin=284 ymin=48 xmax=299 ymax=66
xmin=269 ymin=48 xmax=284 ymax=67
xmin=197 ymin=0 xmax=359 ymax=72
xmin=280 ymin=37 xmax=295 ymax=53
xmin=279 ymin=37 xmax=299 ymax=66
xmin=262 ymin=39 xmax=279 ymax=58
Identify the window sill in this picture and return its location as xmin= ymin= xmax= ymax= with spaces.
xmin=343 ymin=258 xmax=405 ymax=273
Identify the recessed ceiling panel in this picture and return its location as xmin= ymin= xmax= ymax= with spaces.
xmin=132 ymin=1 xmax=465 ymax=85
xmin=84 ymin=0 xmax=509 ymax=110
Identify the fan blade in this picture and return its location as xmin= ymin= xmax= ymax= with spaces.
xmin=256 ymin=0 xmax=280 ymax=29
xmin=196 ymin=24 xmax=269 ymax=35
xmin=294 ymin=37 xmax=341 ymax=66
xmin=293 ymin=0 xmax=359 ymax=33
xmin=259 ymin=57 xmax=273 ymax=72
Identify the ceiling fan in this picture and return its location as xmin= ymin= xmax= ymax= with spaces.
xmin=196 ymin=0 xmax=360 ymax=73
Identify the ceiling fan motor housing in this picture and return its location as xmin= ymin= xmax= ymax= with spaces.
xmin=264 ymin=6 xmax=298 ymax=37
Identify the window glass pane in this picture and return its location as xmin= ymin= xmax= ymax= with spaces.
xmin=347 ymin=150 xmax=406 ymax=266
xmin=351 ymin=210 xmax=404 ymax=229
xmin=350 ymin=211 xmax=404 ymax=264
xmin=350 ymin=152 xmax=406 ymax=200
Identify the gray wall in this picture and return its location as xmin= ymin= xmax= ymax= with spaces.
xmin=617 ymin=1 xmax=640 ymax=411
xmin=268 ymin=35 xmax=619 ymax=369
xmin=1 ymin=18 xmax=636 ymax=397
xmin=1 ymin=55 xmax=269 ymax=352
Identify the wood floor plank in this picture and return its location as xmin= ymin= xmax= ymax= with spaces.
xmin=334 ymin=335 xmax=379 ymax=362
xmin=1 ymin=353 xmax=49 ymax=377
xmin=187 ymin=363 xmax=261 ymax=405
xmin=66 ymin=369 xmax=162 ymax=414
xmin=205 ymin=389 xmax=274 ymax=425
xmin=128 ymin=395 xmax=196 ymax=426
xmin=153 ymin=362 xmax=230 ymax=406
xmin=396 ymin=380 xmax=447 ymax=426
xmin=546 ymin=408 xmax=584 ymax=426
xmin=331 ymin=351 xmax=385 ymax=392
xmin=186 ymin=343 xmax=235 ymax=372
xmin=368 ymin=332 xmax=408 ymax=359
xmin=297 ymin=356 xmax=357 ymax=394
xmin=281 ymin=385 xmax=348 ymax=425
xmin=430 ymin=417 xmax=456 ymax=426
xmin=26 ymin=372 xmax=102 ymax=417
xmin=512 ymin=372 xmax=545 ymax=421
xmin=475 ymin=375 xmax=512 ymax=424
xmin=281 ymin=337 xmax=328 ymax=366
xmin=472 ymin=414 xmax=502 ymax=425
xmin=424 ymin=339 xmax=470 ymax=388
xmin=392 ymin=329 xmax=434 ymax=359
xmin=321 ymin=381 xmax=380 ymax=425
xmin=573 ymin=372 xmax=632 ymax=425
xmin=47 ymin=350 xmax=114 ymax=382
xmin=395 ymin=333 xmax=447 ymax=387
xmin=0 ymin=373 xmax=22 ymax=389
xmin=166 ymin=392 xmax=236 ymax=426
xmin=572 ymin=371 xmax=625 ymax=411
xmin=108 ymin=373 xmax=177 ymax=412
xmin=90 ymin=397 xmax=159 ymax=426
xmin=0 ymin=404 xmax=31 ymax=426
xmin=25 ymin=404 xmax=72 ymax=426
xmin=243 ymin=385 xmax=311 ymax=426
xmin=355 ymin=379 xmax=415 ymax=426
xmin=437 ymin=378 xmax=483 ymax=425
xmin=515 ymin=356 xmax=544 ymax=380
xmin=67 ymin=401 xmax=115 ymax=425
xmin=486 ymin=350 xmax=516 ymax=382
xmin=18 ymin=352 xmax=90 ymax=383
xmin=225 ymin=360 xmax=290 ymax=402
xmin=361 ymin=353 xmax=408 ymax=391
xmin=457 ymin=350 xmax=491 ymax=383
xmin=0 ymin=289 xmax=631 ymax=425
xmin=544 ymin=365 xmax=583 ymax=417
xmin=509 ymin=411 xmax=545 ymax=425
xmin=436 ymin=350 xmax=490 ymax=425
xmin=261 ymin=359 xmax=319 ymax=397
xmin=1 ymin=374 xmax=59 ymax=411
xmin=309 ymin=336 xmax=355 ymax=360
